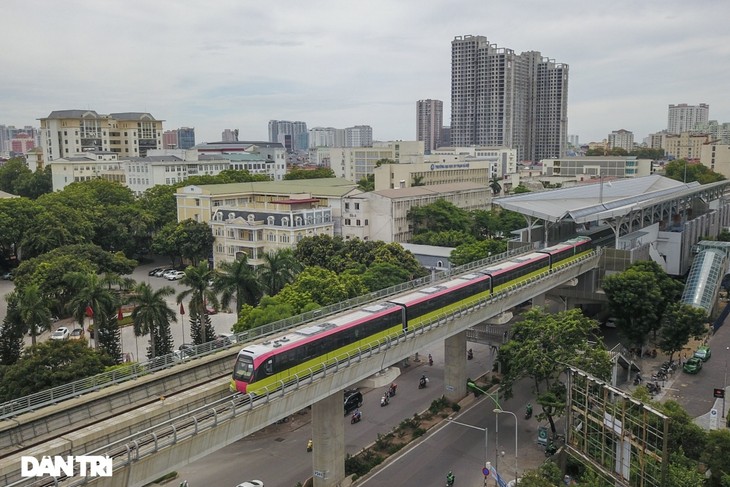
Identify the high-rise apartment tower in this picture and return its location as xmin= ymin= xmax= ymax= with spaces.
xmin=667 ymin=103 xmax=709 ymax=135
xmin=416 ymin=99 xmax=444 ymax=152
xmin=450 ymin=35 xmax=568 ymax=162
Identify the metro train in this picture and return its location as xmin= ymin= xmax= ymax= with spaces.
xmin=230 ymin=236 xmax=594 ymax=395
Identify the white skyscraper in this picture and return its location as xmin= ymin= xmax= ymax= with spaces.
xmin=667 ymin=103 xmax=709 ymax=134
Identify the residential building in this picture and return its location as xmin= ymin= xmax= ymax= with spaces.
xmin=49 ymin=149 xmax=232 ymax=194
xmin=441 ymin=126 xmax=451 ymax=147
xmin=416 ymin=99 xmax=444 ymax=153
xmin=345 ymin=125 xmax=373 ymax=147
xmin=450 ymin=35 xmax=568 ymax=163
xmin=209 ymin=197 xmax=334 ymax=267
xmin=667 ymin=103 xmax=709 ymax=134
xmin=221 ymin=129 xmax=239 ymax=142
xmin=193 ymin=141 xmax=287 ymax=180
xmin=341 ymin=182 xmax=490 ymax=243
xmin=540 ymin=156 xmax=653 ymax=179
xmin=268 ymin=120 xmax=308 ymax=151
xmin=647 ymin=131 xmax=667 ymax=150
xmin=700 ymin=143 xmax=730 ymax=179
xmin=663 ymin=132 xmax=710 ymax=160
xmin=694 ymin=121 xmax=730 ymax=145
xmin=309 ymin=127 xmax=337 ymax=148
xmin=163 ymin=130 xmax=178 ymax=149
xmin=607 ymin=129 xmax=634 ymax=152
xmin=311 ymin=141 xmax=424 ymax=183
xmin=1 ymin=125 xmax=39 ymax=155
xmin=308 ymin=126 xmax=373 ymax=149
xmin=568 ymin=135 xmax=580 ymax=147
xmin=10 ymin=133 xmax=35 ymax=154
xmin=175 ymin=179 xmax=358 ymax=238
xmin=39 ymin=110 xmax=163 ymax=161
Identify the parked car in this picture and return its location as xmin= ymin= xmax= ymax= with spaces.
xmin=205 ymin=306 xmax=218 ymax=315
xmin=153 ymin=268 xmax=170 ymax=277
xmin=236 ymin=481 xmax=264 ymax=487
xmin=50 ymin=327 xmax=70 ymax=340
xmin=683 ymin=357 xmax=703 ymax=374
xmin=344 ymin=389 xmax=363 ymax=415
xmin=148 ymin=267 xmax=164 ymax=276
xmin=694 ymin=345 xmax=711 ymax=362
xmin=162 ymin=269 xmax=178 ymax=279
xmin=166 ymin=270 xmax=186 ymax=281
xmin=69 ymin=328 xmax=85 ymax=340
xmin=1 ymin=271 xmax=14 ymax=280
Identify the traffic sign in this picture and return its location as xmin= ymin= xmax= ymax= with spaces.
xmin=714 ymin=388 xmax=725 ymax=398
xmin=537 ymin=425 xmax=549 ymax=446
xmin=483 ymin=467 xmax=490 ymax=476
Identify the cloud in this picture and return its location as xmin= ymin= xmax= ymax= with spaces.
xmin=3 ymin=0 xmax=729 ymax=145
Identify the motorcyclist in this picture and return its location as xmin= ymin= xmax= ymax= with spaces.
xmin=351 ymin=409 xmax=362 ymax=422
xmin=306 ymin=439 xmax=313 ymax=452
xmin=419 ymin=374 xmax=428 ymax=388
xmin=446 ymin=470 xmax=455 ymax=486
xmin=526 ymin=403 xmax=533 ymax=418
xmin=389 ymin=382 xmax=397 ymax=397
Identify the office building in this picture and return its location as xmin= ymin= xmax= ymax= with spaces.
xmin=39 ymin=110 xmax=163 ymax=161
xmin=177 ymin=127 xmax=195 ymax=149
xmin=163 ymin=130 xmax=178 ymax=149
xmin=667 ymin=103 xmax=709 ymax=135
xmin=663 ymin=133 xmax=710 ymax=160
xmin=451 ymin=35 xmax=568 ymax=163
xmin=308 ymin=126 xmax=373 ymax=149
xmin=416 ymin=99 xmax=444 ymax=153
xmin=700 ymin=144 xmax=730 ymax=179
xmin=540 ymin=156 xmax=653 ymax=180
xmin=607 ymin=129 xmax=634 ymax=152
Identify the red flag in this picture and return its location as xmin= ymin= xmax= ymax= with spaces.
xmin=85 ymin=305 xmax=94 ymax=317
xmin=117 ymin=307 xmax=123 ymax=320
xmin=179 ymin=302 xmax=185 ymax=315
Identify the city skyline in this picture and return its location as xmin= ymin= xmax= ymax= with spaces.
xmin=3 ymin=0 xmax=729 ymax=147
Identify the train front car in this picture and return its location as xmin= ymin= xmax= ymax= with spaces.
xmin=231 ymin=347 xmax=263 ymax=394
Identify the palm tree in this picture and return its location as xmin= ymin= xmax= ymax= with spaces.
xmin=66 ymin=273 xmax=116 ymax=350
xmin=130 ymin=283 xmax=176 ymax=359
xmin=177 ymin=262 xmax=219 ymax=344
xmin=15 ymin=285 xmax=52 ymax=346
xmin=489 ymin=176 xmax=502 ymax=196
xmin=258 ymin=249 xmax=302 ymax=297
xmin=213 ymin=255 xmax=261 ymax=313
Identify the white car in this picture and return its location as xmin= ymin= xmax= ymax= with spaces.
xmin=50 ymin=327 xmax=70 ymax=340
xmin=236 ymin=481 xmax=264 ymax=487
xmin=166 ymin=270 xmax=186 ymax=281
xmin=162 ymin=269 xmax=178 ymax=279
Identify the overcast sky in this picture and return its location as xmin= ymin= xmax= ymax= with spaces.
xmin=3 ymin=0 xmax=729 ymax=146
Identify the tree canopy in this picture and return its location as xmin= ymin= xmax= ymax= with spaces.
xmin=283 ymin=168 xmax=335 ymax=180
xmin=663 ymin=159 xmax=725 ymax=184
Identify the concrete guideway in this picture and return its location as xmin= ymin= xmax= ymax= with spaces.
xmin=9 ymin=253 xmax=600 ymax=487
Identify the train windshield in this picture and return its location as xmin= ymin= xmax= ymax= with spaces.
xmin=233 ymin=355 xmax=254 ymax=382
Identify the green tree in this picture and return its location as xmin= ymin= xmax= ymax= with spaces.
xmin=0 ymin=340 xmax=105 ymax=402
xmin=293 ymin=234 xmax=344 ymax=270
xmin=666 ymin=452 xmax=706 ymax=487
xmin=702 ymin=429 xmax=730 ymax=486
xmin=213 ymin=255 xmax=261 ymax=313
xmin=0 ymin=295 xmax=25 ymax=365
xmin=283 ymin=168 xmax=335 ymax=180
xmin=412 ymin=175 xmax=425 ymax=186
xmin=357 ymin=174 xmax=375 ymax=192
xmin=0 ymin=158 xmax=33 ymax=195
xmin=512 ymin=183 xmax=531 ymax=194
xmin=407 ymin=199 xmax=472 ymax=235
xmin=489 ymin=176 xmax=502 ymax=196
xmin=66 ymin=273 xmax=116 ymax=351
xmin=411 ymin=230 xmax=475 ymax=247
xmin=0 ymin=197 xmax=42 ymax=264
xmin=130 ymin=283 xmax=176 ymax=359
xmin=177 ymin=219 xmax=215 ymax=266
xmin=359 ymin=262 xmax=413 ymax=292
xmin=258 ymin=249 xmax=302 ymax=297
xmin=16 ymin=284 xmax=52 ymax=346
xmin=664 ymin=159 xmax=725 ymax=184
xmin=497 ymin=308 xmax=612 ymax=435
xmin=177 ymin=263 xmax=219 ymax=344
xmin=95 ymin=301 xmax=123 ymax=365
xmin=450 ymin=239 xmax=508 ymax=266
xmin=137 ymin=185 xmax=179 ymax=230
xmin=602 ymin=261 xmax=682 ymax=348
xmin=656 ymin=303 xmax=707 ymax=361
xmin=13 ymin=165 xmax=52 ymax=199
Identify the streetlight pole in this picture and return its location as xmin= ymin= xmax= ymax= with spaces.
xmin=494 ymin=409 xmax=519 ymax=483
xmin=447 ymin=418 xmax=489 ymax=487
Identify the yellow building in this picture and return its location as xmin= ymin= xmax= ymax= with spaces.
xmin=663 ymin=132 xmax=709 ymax=160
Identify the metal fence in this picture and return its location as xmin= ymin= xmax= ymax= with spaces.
xmin=0 ymin=244 xmax=534 ymax=420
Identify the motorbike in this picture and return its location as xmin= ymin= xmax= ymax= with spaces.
xmin=380 ymin=393 xmax=390 ymax=407
xmin=388 ymin=382 xmax=397 ymax=397
xmin=351 ymin=410 xmax=362 ymax=424
xmin=446 ymin=472 xmax=455 ymax=486
xmin=306 ymin=439 xmax=313 ymax=452
xmin=467 ymin=349 xmax=473 ymax=360
xmin=418 ymin=375 xmax=429 ymax=389
xmin=545 ymin=441 xmax=557 ymax=457
xmin=525 ymin=404 xmax=533 ymax=420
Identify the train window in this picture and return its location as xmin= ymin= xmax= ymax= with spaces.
xmin=264 ymin=359 xmax=273 ymax=375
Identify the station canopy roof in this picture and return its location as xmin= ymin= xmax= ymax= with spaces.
xmin=493 ymin=175 xmax=705 ymax=224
